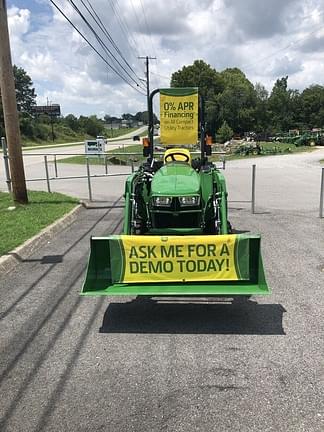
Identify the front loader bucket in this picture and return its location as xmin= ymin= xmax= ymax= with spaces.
xmin=81 ymin=234 xmax=270 ymax=297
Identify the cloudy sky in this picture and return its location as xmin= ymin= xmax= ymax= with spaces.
xmin=7 ymin=0 xmax=324 ymax=117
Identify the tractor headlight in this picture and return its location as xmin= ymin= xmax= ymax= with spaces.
xmin=179 ymin=196 xmax=200 ymax=207
xmin=152 ymin=196 xmax=172 ymax=207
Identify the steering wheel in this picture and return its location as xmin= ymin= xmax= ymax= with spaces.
xmin=164 ymin=152 xmax=190 ymax=163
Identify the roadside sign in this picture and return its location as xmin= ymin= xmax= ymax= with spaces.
xmin=32 ymin=104 xmax=61 ymax=117
xmin=85 ymin=139 xmax=105 ymax=158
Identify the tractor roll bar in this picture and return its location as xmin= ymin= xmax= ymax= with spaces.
xmin=148 ymin=89 xmax=205 ymax=161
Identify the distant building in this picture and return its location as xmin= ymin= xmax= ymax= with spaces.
xmin=103 ymin=119 xmax=144 ymax=129
xmin=104 ymin=122 xmax=121 ymax=129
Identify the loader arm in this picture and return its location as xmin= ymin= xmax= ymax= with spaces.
xmin=81 ymin=87 xmax=270 ymax=298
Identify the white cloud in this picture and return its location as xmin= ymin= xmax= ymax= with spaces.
xmin=6 ymin=0 xmax=324 ymax=117
xmin=8 ymin=6 xmax=30 ymax=36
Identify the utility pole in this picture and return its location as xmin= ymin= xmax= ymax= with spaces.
xmin=0 ymin=0 xmax=28 ymax=203
xmin=47 ymin=97 xmax=54 ymax=141
xmin=138 ymin=56 xmax=156 ymax=118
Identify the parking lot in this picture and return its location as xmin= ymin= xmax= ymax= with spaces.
xmin=0 ymin=149 xmax=323 ymax=431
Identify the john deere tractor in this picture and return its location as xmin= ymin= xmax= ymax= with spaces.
xmin=81 ymin=89 xmax=269 ymax=297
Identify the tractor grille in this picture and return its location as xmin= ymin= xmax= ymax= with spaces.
xmin=153 ymin=212 xmax=200 ymax=229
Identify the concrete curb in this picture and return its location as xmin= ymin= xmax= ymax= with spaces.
xmin=80 ymin=199 xmax=125 ymax=209
xmin=0 ymin=204 xmax=83 ymax=277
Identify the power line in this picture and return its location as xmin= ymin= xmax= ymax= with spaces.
xmin=111 ymin=0 xmax=147 ymax=78
xmin=82 ymin=0 xmax=143 ymax=82
xmin=107 ymin=0 xmax=142 ymax=65
xmin=137 ymin=0 xmax=159 ymax=91
xmin=242 ymin=18 xmax=324 ymax=72
xmin=49 ymin=0 xmax=146 ymax=95
xmin=139 ymin=0 xmax=156 ymax=59
xmin=151 ymin=71 xmax=171 ymax=81
xmin=68 ymin=0 xmax=145 ymax=90
xmin=56 ymin=0 xmax=144 ymax=92
xmin=129 ymin=0 xmax=148 ymax=56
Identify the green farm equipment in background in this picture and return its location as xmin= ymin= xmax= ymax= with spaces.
xmin=273 ymin=129 xmax=324 ymax=146
xmin=81 ymin=89 xmax=270 ymax=297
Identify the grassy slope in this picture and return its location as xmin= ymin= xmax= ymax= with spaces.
xmin=21 ymin=127 xmax=139 ymax=147
xmin=58 ymin=144 xmax=144 ymax=165
xmin=22 ymin=134 xmax=88 ymax=147
xmin=58 ymin=141 xmax=314 ymax=166
xmin=0 ymin=191 xmax=78 ymax=256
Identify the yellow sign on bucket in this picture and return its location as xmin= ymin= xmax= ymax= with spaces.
xmin=160 ymin=88 xmax=198 ymax=145
xmin=111 ymin=234 xmax=248 ymax=284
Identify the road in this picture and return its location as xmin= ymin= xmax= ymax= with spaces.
xmin=0 ymin=126 xmax=147 ymax=171
xmin=0 ymin=127 xmax=146 ymax=195
xmin=0 ymin=150 xmax=324 ymax=431
xmin=225 ymin=148 xmax=324 ymax=212
xmin=1 ymin=146 xmax=322 ymax=213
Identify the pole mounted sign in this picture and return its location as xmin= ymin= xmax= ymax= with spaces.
xmin=32 ymin=104 xmax=61 ymax=117
xmin=159 ymin=87 xmax=198 ymax=145
xmin=85 ymin=139 xmax=105 ymax=157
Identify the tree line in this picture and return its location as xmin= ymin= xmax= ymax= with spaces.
xmin=1 ymin=63 xmax=324 ymax=143
xmin=171 ymin=60 xmax=324 ymax=137
xmin=0 ymin=66 xmax=152 ymax=143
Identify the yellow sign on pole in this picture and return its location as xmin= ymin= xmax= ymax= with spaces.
xmin=160 ymin=88 xmax=198 ymax=145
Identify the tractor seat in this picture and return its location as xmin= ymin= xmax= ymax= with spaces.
xmin=163 ymin=148 xmax=192 ymax=165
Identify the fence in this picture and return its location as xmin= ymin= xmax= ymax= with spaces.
xmin=3 ymin=137 xmax=323 ymax=216
xmin=0 ymin=138 xmax=229 ymax=202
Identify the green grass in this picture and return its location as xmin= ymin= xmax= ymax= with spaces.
xmin=57 ymin=139 xmax=315 ymax=166
xmin=20 ymin=127 xmax=140 ymax=147
xmin=0 ymin=191 xmax=78 ymax=256
xmin=139 ymin=129 xmax=148 ymax=137
xmin=58 ymin=144 xmax=144 ymax=165
xmin=260 ymin=141 xmax=315 ymax=153
xmin=211 ymin=141 xmax=315 ymax=162
xmin=107 ymin=127 xmax=143 ymax=138
xmin=22 ymin=134 xmax=89 ymax=147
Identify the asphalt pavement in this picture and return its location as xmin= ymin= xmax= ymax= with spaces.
xmin=0 ymin=150 xmax=324 ymax=431
xmin=1 ymin=145 xmax=323 ymax=211
xmin=0 ymin=126 xmax=147 ymax=172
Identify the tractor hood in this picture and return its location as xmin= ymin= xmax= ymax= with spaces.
xmin=151 ymin=163 xmax=200 ymax=196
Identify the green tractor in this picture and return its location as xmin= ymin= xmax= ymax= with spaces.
xmin=81 ymin=89 xmax=269 ymax=297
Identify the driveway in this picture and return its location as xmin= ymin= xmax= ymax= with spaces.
xmin=0 ymin=146 xmax=323 ymax=430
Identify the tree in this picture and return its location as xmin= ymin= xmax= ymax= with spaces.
xmin=171 ymin=60 xmax=226 ymax=135
xmin=299 ymin=85 xmax=324 ymax=128
xmin=217 ymin=121 xmax=233 ymax=143
xmin=253 ymin=83 xmax=269 ymax=132
xmin=133 ymin=110 xmax=158 ymax=124
xmin=217 ymin=68 xmax=257 ymax=133
xmin=255 ymin=82 xmax=268 ymax=102
xmin=13 ymin=65 xmax=36 ymax=113
xmin=170 ymin=61 xmax=259 ymax=134
xmin=171 ymin=60 xmax=224 ymax=101
xmin=0 ymin=65 xmax=36 ymax=137
xmin=268 ymin=76 xmax=300 ymax=132
xmin=104 ymin=114 xmax=120 ymax=123
xmin=64 ymin=114 xmax=79 ymax=132
xmin=122 ymin=113 xmax=134 ymax=121
xmin=78 ymin=115 xmax=104 ymax=137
